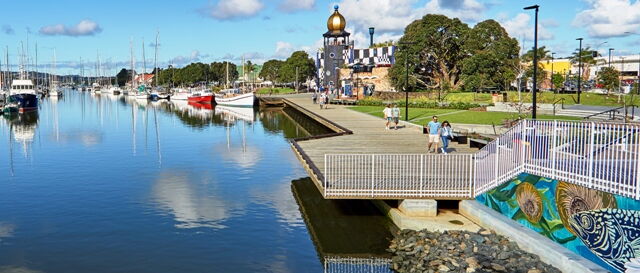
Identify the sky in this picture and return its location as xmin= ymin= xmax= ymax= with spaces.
xmin=2 ymin=0 xmax=640 ymax=75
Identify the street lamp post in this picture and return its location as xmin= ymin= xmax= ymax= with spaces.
xmin=577 ymin=38 xmax=583 ymax=104
xmin=399 ymin=41 xmax=415 ymax=121
xmin=609 ymin=48 xmax=614 ymax=67
xmin=551 ymin=52 xmax=555 ymax=91
xmin=524 ymin=4 xmax=540 ymax=118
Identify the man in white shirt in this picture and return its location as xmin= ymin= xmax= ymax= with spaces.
xmin=383 ymin=104 xmax=392 ymax=130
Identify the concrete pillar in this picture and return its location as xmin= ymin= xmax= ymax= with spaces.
xmin=398 ymin=199 xmax=438 ymax=217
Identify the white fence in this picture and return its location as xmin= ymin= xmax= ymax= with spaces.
xmin=324 ymin=120 xmax=640 ymax=200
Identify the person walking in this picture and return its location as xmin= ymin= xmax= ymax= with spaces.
xmin=440 ymin=121 xmax=452 ymax=154
xmin=312 ymin=92 xmax=317 ymax=104
xmin=319 ymin=93 xmax=326 ymax=109
xmin=426 ymin=116 xmax=441 ymax=153
xmin=383 ymin=104 xmax=392 ymax=130
xmin=391 ymin=104 xmax=401 ymax=130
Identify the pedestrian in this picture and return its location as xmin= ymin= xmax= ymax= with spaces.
xmin=426 ymin=116 xmax=441 ymax=153
xmin=312 ymin=92 xmax=317 ymax=104
xmin=391 ymin=103 xmax=401 ymax=130
xmin=440 ymin=121 xmax=452 ymax=154
xmin=383 ymin=104 xmax=392 ymax=130
xmin=324 ymin=92 xmax=330 ymax=107
xmin=320 ymin=93 xmax=326 ymax=109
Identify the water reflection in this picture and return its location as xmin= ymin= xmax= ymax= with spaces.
xmin=151 ymin=171 xmax=235 ymax=229
xmin=292 ymin=178 xmax=395 ymax=273
xmin=0 ymin=223 xmax=15 ymax=242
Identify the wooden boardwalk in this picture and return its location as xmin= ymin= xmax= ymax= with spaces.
xmin=284 ymin=94 xmax=478 ymax=199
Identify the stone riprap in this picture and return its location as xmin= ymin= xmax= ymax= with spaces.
xmin=388 ymin=229 xmax=561 ymax=273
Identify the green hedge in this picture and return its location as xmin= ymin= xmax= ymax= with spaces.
xmin=356 ymin=97 xmax=481 ymax=110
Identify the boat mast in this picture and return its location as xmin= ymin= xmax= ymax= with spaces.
xmin=35 ymin=42 xmax=38 ymax=89
xmin=142 ymin=39 xmax=146 ymax=88
xmin=226 ymin=61 xmax=229 ymax=89
xmin=154 ymin=31 xmax=159 ymax=88
xmin=242 ymin=55 xmax=245 ymax=91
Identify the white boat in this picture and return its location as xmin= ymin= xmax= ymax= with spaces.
xmin=103 ymin=86 xmax=122 ymax=95
xmin=171 ymin=91 xmax=190 ymax=101
xmin=214 ymin=89 xmax=255 ymax=107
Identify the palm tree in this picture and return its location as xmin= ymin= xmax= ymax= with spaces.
xmin=521 ymin=46 xmax=551 ymax=62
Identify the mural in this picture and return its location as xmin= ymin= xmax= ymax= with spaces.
xmin=477 ymin=173 xmax=640 ymax=273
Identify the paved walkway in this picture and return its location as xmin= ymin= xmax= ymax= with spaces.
xmin=285 ymin=94 xmax=477 ymax=177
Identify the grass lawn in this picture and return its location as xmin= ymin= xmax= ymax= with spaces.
xmin=349 ymin=106 xmax=582 ymax=125
xmin=256 ymin=87 xmax=296 ymax=95
xmin=421 ymin=91 xmax=640 ymax=107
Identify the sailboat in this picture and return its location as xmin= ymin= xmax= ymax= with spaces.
xmin=49 ymin=49 xmax=62 ymax=97
xmin=214 ymin=58 xmax=255 ymax=107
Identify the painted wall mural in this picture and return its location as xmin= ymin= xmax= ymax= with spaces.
xmin=476 ymin=173 xmax=640 ymax=273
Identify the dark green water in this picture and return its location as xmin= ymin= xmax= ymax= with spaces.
xmin=0 ymin=91 xmax=393 ymax=273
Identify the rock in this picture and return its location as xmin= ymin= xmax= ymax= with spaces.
xmin=491 ymin=263 xmax=506 ymax=271
xmin=388 ymin=229 xmax=561 ymax=273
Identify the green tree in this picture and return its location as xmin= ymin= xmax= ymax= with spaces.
xmin=260 ymin=59 xmax=284 ymax=83
xmin=597 ymin=67 xmax=620 ymax=95
xmin=460 ymin=19 xmax=520 ymax=92
xmin=390 ymin=14 xmax=470 ymax=91
xmin=116 ymin=68 xmax=130 ymax=87
xmin=570 ymin=47 xmax=599 ymax=66
xmin=279 ymin=51 xmax=316 ymax=83
xmin=209 ymin=61 xmax=238 ymax=86
xmin=551 ymin=72 xmax=564 ymax=90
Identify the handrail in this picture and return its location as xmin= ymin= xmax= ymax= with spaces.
xmin=552 ymin=98 xmax=565 ymax=116
xmin=582 ymin=105 xmax=634 ymax=120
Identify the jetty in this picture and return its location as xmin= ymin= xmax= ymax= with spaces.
xmin=285 ymin=93 xmax=640 ymax=202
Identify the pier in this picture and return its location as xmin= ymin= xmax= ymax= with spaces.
xmin=286 ymin=94 xmax=640 ymax=201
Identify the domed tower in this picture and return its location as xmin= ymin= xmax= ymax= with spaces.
xmin=322 ymin=5 xmax=350 ymax=90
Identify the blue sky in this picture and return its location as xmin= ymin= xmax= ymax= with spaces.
xmin=2 ymin=0 xmax=640 ymax=74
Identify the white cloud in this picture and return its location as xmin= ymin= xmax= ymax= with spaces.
xmin=279 ymin=0 xmax=315 ymax=12
xmin=169 ymin=50 xmax=210 ymax=66
xmin=574 ymin=0 xmax=640 ymax=38
xmin=273 ymin=41 xmax=295 ymax=59
xmin=203 ymin=0 xmax=264 ymax=20
xmin=500 ymin=13 xmax=554 ymax=42
xmin=39 ymin=20 xmax=102 ymax=37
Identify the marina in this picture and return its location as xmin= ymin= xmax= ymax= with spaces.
xmin=0 ymin=90 xmax=390 ymax=273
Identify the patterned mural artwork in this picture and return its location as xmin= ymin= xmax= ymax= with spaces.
xmin=476 ymin=173 xmax=640 ymax=273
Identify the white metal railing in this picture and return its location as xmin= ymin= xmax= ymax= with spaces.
xmin=324 ymin=154 xmax=475 ymax=198
xmin=323 ymin=120 xmax=640 ymax=200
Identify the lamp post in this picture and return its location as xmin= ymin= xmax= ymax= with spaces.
xmin=524 ymin=4 xmax=539 ymax=118
xmin=399 ymin=41 xmax=415 ymax=121
xmin=609 ymin=48 xmax=614 ymax=67
xmin=551 ymin=52 xmax=555 ymax=91
xmin=369 ymin=27 xmax=375 ymax=48
xmin=577 ymin=37 xmax=583 ymax=104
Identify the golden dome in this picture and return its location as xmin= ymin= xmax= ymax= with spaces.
xmin=327 ymin=5 xmax=346 ymax=34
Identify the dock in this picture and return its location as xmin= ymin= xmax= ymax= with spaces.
xmin=258 ymin=96 xmax=285 ymax=107
xmin=284 ymin=94 xmax=478 ymax=200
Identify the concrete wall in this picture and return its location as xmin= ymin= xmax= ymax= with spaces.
xmin=476 ymin=173 xmax=640 ymax=273
xmin=338 ymin=67 xmax=394 ymax=94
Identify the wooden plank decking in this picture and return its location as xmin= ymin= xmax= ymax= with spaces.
xmin=284 ymin=94 xmax=478 ymax=199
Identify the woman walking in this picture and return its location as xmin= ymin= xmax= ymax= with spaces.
xmin=440 ymin=121 xmax=452 ymax=154
xmin=319 ymin=93 xmax=326 ymax=109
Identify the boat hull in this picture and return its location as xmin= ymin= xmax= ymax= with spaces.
xmin=9 ymin=93 xmax=38 ymax=112
xmin=214 ymin=92 xmax=255 ymax=107
xmin=188 ymin=95 xmax=213 ymax=103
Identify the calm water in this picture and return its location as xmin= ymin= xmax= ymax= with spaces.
xmin=0 ymin=91 xmax=394 ymax=273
